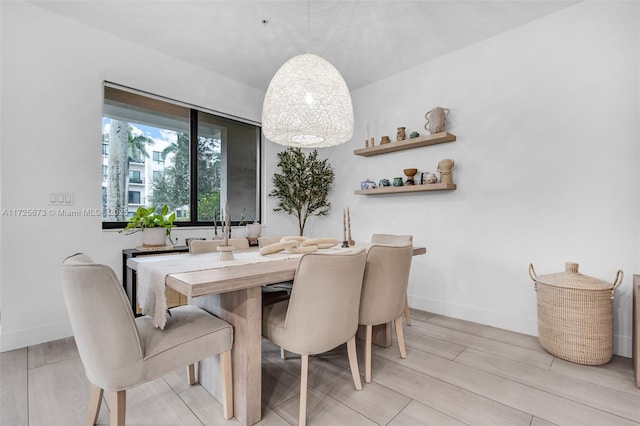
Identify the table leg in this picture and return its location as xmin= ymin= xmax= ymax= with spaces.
xmin=191 ymin=287 xmax=262 ymax=426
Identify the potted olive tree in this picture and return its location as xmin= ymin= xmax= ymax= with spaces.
xmin=269 ymin=147 xmax=334 ymax=236
xmin=121 ymin=205 xmax=176 ymax=247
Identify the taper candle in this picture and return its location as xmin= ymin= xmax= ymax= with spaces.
xmin=343 ymin=208 xmax=347 ymax=242
xmin=347 ymin=207 xmax=352 ymax=243
xmin=224 ymin=202 xmax=229 ymax=246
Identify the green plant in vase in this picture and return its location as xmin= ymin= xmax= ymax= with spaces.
xmin=121 ymin=205 xmax=176 ymax=247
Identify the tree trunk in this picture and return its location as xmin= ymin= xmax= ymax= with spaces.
xmin=107 ymin=120 xmax=129 ymax=221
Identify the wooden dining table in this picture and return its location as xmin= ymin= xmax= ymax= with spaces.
xmin=127 ymin=245 xmax=426 ymax=426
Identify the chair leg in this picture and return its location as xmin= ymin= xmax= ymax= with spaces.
xmin=365 ymin=324 xmax=373 ymax=383
xmin=187 ymin=363 xmax=196 ymax=385
xmin=280 ymin=347 xmax=291 ymax=359
xmin=220 ymin=350 xmax=234 ymax=420
xmin=299 ymin=354 xmax=309 ymax=426
xmin=403 ymin=295 xmax=412 ymax=326
xmin=346 ymin=336 xmax=362 ymax=390
xmin=86 ymin=384 xmax=103 ymax=426
xmin=109 ymin=390 xmax=126 ymax=426
xmin=395 ymin=316 xmax=407 ymax=359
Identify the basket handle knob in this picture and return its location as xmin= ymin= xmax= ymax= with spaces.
xmin=529 ymin=263 xmax=537 ymax=281
xmin=565 ymin=262 xmax=579 ymax=273
xmin=611 ymin=270 xmax=624 ymax=292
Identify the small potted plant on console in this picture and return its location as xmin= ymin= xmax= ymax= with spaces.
xmin=121 ymin=205 xmax=176 ymax=247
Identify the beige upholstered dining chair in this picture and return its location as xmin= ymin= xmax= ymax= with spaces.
xmin=262 ymin=249 xmax=367 ymax=426
xmin=371 ymin=233 xmax=413 ymax=325
xmin=60 ymin=253 xmax=234 ymax=425
xmin=359 ymin=242 xmax=413 ymax=383
xmin=189 ymin=237 xmax=250 ymax=254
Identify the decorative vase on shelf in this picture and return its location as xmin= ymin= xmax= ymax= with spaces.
xmin=403 ymin=168 xmax=418 ymax=185
xmin=360 ymin=179 xmax=377 ymax=190
xmin=396 ymin=127 xmax=406 ymax=141
xmin=425 ymin=107 xmax=450 ymax=133
xmin=437 ymin=159 xmax=455 ymax=184
xmin=420 ymin=172 xmax=438 ymax=184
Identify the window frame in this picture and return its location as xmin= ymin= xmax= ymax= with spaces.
xmin=101 ymin=83 xmax=262 ymax=230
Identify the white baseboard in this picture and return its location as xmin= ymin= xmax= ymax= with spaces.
xmin=0 ymin=320 xmax=73 ymax=352
xmin=615 ymin=334 xmax=632 ymax=358
xmin=408 ymin=294 xmax=632 ymax=358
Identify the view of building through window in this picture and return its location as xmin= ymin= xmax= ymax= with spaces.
xmin=101 ymin=117 xmax=191 ymax=220
xmin=101 ymin=84 xmax=260 ymax=227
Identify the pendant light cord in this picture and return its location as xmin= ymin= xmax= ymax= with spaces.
xmin=307 ymin=0 xmax=310 ymax=54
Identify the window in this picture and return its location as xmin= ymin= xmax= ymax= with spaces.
xmin=102 ymin=143 xmax=109 ymax=157
xmin=129 ymin=170 xmax=143 ymax=184
xmin=102 ymin=84 xmax=261 ymax=228
xmin=128 ymin=191 xmax=141 ymax=204
xmin=102 ymin=165 xmax=108 ymax=182
xmin=152 ymin=151 xmax=164 ymax=164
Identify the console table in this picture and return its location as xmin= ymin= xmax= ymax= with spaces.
xmin=122 ymin=246 xmax=189 ymax=315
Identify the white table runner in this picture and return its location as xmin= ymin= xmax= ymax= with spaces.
xmin=137 ymin=246 xmax=365 ymax=328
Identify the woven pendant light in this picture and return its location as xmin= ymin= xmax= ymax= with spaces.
xmin=262 ymin=53 xmax=354 ymax=148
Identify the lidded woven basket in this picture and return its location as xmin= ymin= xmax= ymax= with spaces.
xmin=529 ymin=262 xmax=623 ymax=365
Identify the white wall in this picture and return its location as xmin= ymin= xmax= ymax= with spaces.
xmin=316 ymin=2 xmax=640 ymax=356
xmin=0 ymin=1 xmax=265 ymax=351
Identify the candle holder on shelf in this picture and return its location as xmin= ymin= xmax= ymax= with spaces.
xmin=217 ymin=245 xmax=235 ymax=261
xmin=403 ymin=168 xmax=418 ymax=185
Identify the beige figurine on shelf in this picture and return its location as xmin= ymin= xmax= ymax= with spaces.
xmin=437 ymin=159 xmax=455 ymax=184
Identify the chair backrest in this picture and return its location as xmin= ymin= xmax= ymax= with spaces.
xmin=282 ymin=249 xmax=367 ymax=355
xmin=359 ymin=243 xmax=414 ymax=326
xmin=258 ymin=236 xmax=282 ymax=248
xmin=189 ymin=238 xmax=250 ymax=254
xmin=371 ymin=233 xmax=413 ymax=245
xmin=60 ymin=253 xmax=144 ymax=389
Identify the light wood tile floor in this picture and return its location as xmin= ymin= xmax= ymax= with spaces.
xmin=2 ymin=310 xmax=639 ymax=425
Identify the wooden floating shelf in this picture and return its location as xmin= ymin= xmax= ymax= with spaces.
xmin=354 ymin=132 xmax=456 ymax=157
xmin=354 ymin=182 xmax=456 ymax=195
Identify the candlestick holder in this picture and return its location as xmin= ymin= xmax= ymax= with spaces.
xmin=217 ymin=245 xmax=235 ymax=261
xmin=342 ymin=240 xmax=349 ymax=248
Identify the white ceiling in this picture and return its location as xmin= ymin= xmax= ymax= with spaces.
xmin=30 ymin=0 xmax=579 ymax=91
